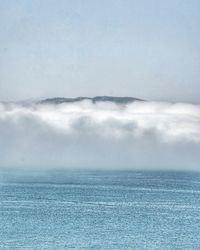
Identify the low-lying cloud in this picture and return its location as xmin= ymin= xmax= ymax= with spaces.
xmin=0 ymin=100 xmax=200 ymax=170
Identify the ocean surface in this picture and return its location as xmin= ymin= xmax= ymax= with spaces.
xmin=0 ymin=170 xmax=200 ymax=249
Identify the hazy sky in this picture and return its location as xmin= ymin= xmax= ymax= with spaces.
xmin=0 ymin=0 xmax=200 ymax=102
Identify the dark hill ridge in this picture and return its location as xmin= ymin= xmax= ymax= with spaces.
xmin=39 ymin=96 xmax=144 ymax=105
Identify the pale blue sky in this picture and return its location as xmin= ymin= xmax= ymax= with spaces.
xmin=0 ymin=0 xmax=200 ymax=102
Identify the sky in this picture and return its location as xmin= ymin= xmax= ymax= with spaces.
xmin=0 ymin=0 xmax=200 ymax=102
xmin=0 ymin=1 xmax=200 ymax=170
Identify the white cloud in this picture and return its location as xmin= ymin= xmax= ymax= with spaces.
xmin=0 ymin=100 xmax=200 ymax=170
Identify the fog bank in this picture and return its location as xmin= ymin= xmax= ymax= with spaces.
xmin=0 ymin=100 xmax=200 ymax=170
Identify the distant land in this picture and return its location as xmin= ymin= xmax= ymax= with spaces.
xmin=39 ymin=96 xmax=144 ymax=105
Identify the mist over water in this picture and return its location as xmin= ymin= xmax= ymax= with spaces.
xmin=0 ymin=100 xmax=200 ymax=170
xmin=1 ymin=100 xmax=200 ymax=249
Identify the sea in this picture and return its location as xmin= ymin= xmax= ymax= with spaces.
xmin=0 ymin=170 xmax=200 ymax=249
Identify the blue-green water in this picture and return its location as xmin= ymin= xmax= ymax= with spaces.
xmin=1 ymin=170 xmax=200 ymax=249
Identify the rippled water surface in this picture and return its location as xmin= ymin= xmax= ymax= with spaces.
xmin=1 ymin=170 xmax=200 ymax=249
